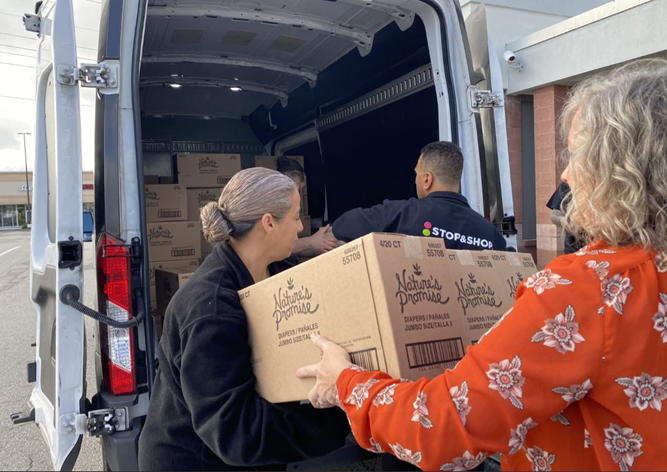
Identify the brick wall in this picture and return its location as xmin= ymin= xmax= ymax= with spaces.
xmin=534 ymin=85 xmax=569 ymax=268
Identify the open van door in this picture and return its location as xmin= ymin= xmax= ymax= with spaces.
xmin=464 ymin=4 xmax=518 ymax=250
xmin=23 ymin=0 xmax=86 ymax=469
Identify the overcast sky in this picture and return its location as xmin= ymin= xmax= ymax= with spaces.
xmin=0 ymin=0 xmax=100 ymax=172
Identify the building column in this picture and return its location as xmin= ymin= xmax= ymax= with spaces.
xmin=534 ymin=85 xmax=569 ymax=268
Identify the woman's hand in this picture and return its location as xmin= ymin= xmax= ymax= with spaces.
xmin=296 ymin=334 xmax=352 ymax=409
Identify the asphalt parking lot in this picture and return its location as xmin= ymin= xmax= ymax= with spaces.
xmin=0 ymin=230 xmax=102 ymax=471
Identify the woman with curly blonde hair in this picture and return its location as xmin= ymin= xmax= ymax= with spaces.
xmin=298 ymin=59 xmax=667 ymax=471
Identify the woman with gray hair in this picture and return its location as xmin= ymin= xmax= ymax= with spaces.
xmin=297 ymin=59 xmax=667 ymax=471
xmin=138 ymin=167 xmax=349 ymax=471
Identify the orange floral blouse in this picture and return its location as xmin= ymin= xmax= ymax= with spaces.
xmin=335 ymin=243 xmax=667 ymax=471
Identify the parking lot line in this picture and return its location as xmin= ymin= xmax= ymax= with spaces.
xmin=0 ymin=247 xmax=20 ymax=258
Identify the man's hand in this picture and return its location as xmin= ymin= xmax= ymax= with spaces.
xmin=305 ymin=225 xmax=338 ymax=255
xmin=296 ymin=334 xmax=352 ymax=409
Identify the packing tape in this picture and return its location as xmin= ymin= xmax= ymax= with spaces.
xmin=458 ymin=250 xmax=474 ymax=266
xmin=404 ymin=237 xmax=424 ymax=259
xmin=508 ymin=253 xmax=522 ymax=266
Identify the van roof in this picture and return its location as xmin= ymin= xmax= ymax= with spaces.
xmin=140 ymin=1 xmax=413 ymax=117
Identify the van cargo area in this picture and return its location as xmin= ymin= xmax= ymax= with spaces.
xmin=138 ymin=3 xmax=452 ymax=330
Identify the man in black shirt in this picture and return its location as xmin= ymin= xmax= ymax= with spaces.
xmin=333 ymin=142 xmax=506 ymax=251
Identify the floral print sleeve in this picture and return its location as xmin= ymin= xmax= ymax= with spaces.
xmin=335 ymin=248 xmax=634 ymax=472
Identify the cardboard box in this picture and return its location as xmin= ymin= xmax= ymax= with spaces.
xmin=145 ymin=185 xmax=188 ymax=222
xmin=186 ymin=187 xmax=224 ymax=221
xmin=240 ymin=234 xmax=537 ymax=403
xmin=254 ymin=155 xmax=305 ymax=170
xmin=147 ymin=221 xmax=202 ymax=262
xmin=177 ymin=153 xmax=241 ymax=188
xmin=159 ymin=176 xmax=174 ymax=185
xmin=444 ymin=251 xmax=511 ymax=347
xmin=241 ymin=234 xmax=467 ymax=403
xmin=300 ymin=192 xmax=309 ymax=217
xmin=149 ymin=259 xmax=199 ymax=307
xmin=155 ymin=266 xmax=197 ymax=317
xmin=299 ymin=215 xmax=312 ymax=237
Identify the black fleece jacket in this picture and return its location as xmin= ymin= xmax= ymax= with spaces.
xmin=138 ymin=243 xmax=350 ymax=471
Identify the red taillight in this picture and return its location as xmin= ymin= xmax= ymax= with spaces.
xmin=97 ymin=233 xmax=137 ymax=395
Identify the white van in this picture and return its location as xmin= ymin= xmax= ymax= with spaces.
xmin=15 ymin=0 xmax=515 ymax=470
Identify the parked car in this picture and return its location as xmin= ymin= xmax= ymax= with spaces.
xmin=14 ymin=0 xmax=515 ymax=470
xmin=82 ymin=211 xmax=93 ymax=242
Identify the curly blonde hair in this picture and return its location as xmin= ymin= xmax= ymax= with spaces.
xmin=560 ymin=59 xmax=667 ymax=256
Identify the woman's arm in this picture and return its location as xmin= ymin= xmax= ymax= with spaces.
xmin=303 ymin=262 xmax=605 ymax=471
xmin=180 ymin=312 xmax=349 ymax=466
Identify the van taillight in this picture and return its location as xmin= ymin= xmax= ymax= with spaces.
xmin=97 ymin=233 xmax=137 ymax=395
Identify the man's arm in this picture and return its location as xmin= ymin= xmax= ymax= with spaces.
xmin=332 ymin=200 xmax=403 ymax=242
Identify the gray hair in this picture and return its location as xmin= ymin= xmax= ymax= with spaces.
xmin=200 ymin=167 xmax=297 ymax=244
xmin=560 ymin=58 xmax=667 ymax=256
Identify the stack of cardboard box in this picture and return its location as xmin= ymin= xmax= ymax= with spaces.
xmin=254 ymin=155 xmax=311 ymax=237
xmin=177 ymin=152 xmax=242 ymax=258
xmin=239 ymin=233 xmax=538 ymax=403
xmin=144 ymin=152 xmax=242 ymax=336
xmin=144 ymin=182 xmax=201 ymax=335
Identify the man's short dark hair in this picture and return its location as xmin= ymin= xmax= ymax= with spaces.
xmin=420 ymin=141 xmax=464 ymax=185
xmin=276 ymin=156 xmax=305 ymax=181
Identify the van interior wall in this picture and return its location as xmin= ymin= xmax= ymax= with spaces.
xmin=319 ymin=86 xmax=439 ymax=221
xmin=141 ymin=116 xmax=263 ymax=172
xmin=286 ymin=86 xmax=439 ymax=223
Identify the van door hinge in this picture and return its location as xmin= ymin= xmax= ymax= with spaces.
xmin=59 ymin=408 xmax=129 ymax=437
xmin=56 ymin=61 xmax=119 ymax=89
xmin=22 ymin=13 xmax=41 ymax=35
xmin=468 ymin=87 xmax=503 ymax=111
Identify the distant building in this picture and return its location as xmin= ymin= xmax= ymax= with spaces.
xmin=0 ymin=171 xmax=94 ymax=229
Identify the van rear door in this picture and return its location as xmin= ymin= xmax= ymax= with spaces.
xmin=27 ymin=0 xmax=86 ymax=469
xmin=465 ymin=4 xmax=518 ymax=249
